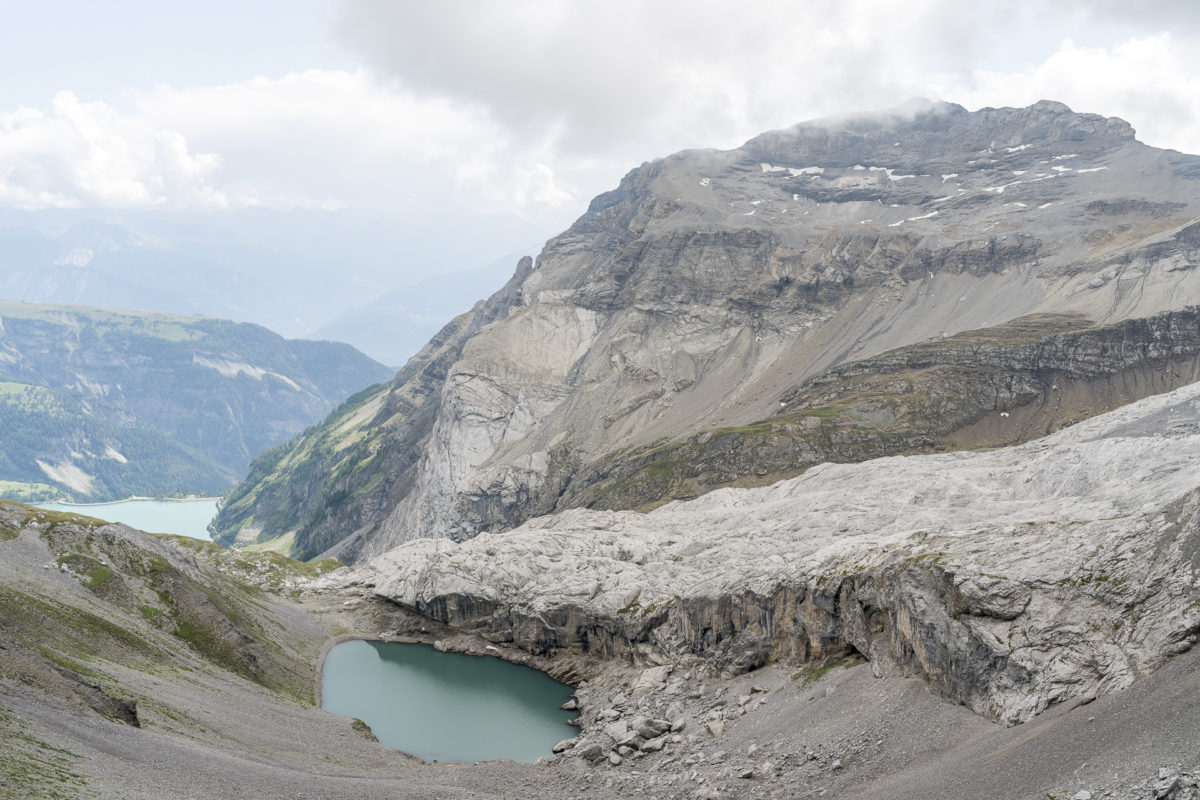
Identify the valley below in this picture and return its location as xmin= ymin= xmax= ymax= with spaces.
xmin=2 ymin=379 xmax=1197 ymax=799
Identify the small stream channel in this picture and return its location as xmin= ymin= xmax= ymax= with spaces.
xmin=321 ymin=640 xmax=578 ymax=763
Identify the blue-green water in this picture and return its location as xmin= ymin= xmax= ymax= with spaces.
xmin=321 ymin=640 xmax=577 ymax=763
xmin=36 ymin=498 xmax=219 ymax=541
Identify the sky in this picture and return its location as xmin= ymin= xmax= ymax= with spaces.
xmin=2 ymin=0 xmax=1200 ymax=307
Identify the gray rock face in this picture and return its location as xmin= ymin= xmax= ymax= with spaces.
xmin=212 ymin=260 xmax=534 ymax=560
xmin=637 ymin=718 xmax=671 ymax=739
xmin=342 ymin=383 xmax=1200 ymax=725
xmin=219 ymin=101 xmax=1200 ymax=560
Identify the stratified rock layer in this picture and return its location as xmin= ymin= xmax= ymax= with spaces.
xmin=560 ymin=307 xmax=1200 ymax=511
xmin=346 ymin=383 xmax=1200 ymax=725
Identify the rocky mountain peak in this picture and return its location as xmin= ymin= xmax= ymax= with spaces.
xmin=744 ymin=98 xmax=1135 ymax=166
xmin=533 ymin=100 xmax=1174 ymax=324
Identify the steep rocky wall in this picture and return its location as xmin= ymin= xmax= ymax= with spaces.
xmin=212 ymin=260 xmax=537 ymax=560
xmin=212 ymin=312 xmax=475 ymax=559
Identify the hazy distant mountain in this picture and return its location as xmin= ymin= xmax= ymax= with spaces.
xmin=0 ymin=218 xmax=285 ymax=333
xmin=0 ymin=300 xmax=393 ymax=501
xmin=213 ymin=100 xmax=1200 ymax=562
xmin=0 ymin=207 xmax=553 ymax=347
xmin=312 ymin=254 xmax=526 ymax=366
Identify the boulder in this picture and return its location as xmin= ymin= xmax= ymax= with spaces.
xmin=603 ymin=722 xmax=630 ymax=743
xmin=576 ymin=743 xmax=606 ymax=763
xmin=632 ymin=665 xmax=674 ymax=695
xmin=641 ymin=736 xmax=668 ymax=753
xmin=637 ymin=718 xmax=672 ymax=739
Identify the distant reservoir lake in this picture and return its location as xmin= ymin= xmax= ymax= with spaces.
xmin=36 ymin=498 xmax=219 ymax=541
xmin=321 ymin=640 xmax=577 ymax=763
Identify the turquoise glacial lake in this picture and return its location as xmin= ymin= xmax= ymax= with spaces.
xmin=36 ymin=498 xmax=219 ymax=541
xmin=321 ymin=640 xmax=577 ymax=763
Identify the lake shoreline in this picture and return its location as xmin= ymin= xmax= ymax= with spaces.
xmin=321 ymin=638 xmax=576 ymax=763
xmin=36 ymin=497 xmax=221 ymax=541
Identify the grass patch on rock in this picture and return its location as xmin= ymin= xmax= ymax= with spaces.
xmin=36 ymin=647 xmax=102 ymax=681
xmin=791 ymin=655 xmax=864 ymax=687
xmin=351 ymin=718 xmax=378 ymax=742
xmin=56 ymin=553 xmax=113 ymax=590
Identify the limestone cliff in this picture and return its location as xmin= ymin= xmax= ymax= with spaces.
xmin=213 ymin=100 xmax=1200 ymax=560
xmin=213 ymin=262 xmax=532 ymax=559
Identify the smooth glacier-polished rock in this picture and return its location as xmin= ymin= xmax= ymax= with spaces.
xmin=338 ymin=382 xmax=1200 ymax=725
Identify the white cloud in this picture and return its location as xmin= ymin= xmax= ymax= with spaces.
xmin=337 ymin=0 xmax=1200 ymax=160
xmin=944 ymin=34 xmax=1200 ymax=154
xmin=129 ymin=69 xmax=610 ymax=221
xmin=0 ymin=91 xmax=226 ymax=209
xmin=0 ymin=71 xmax=595 ymax=225
xmin=335 ymin=0 xmax=1015 ymax=156
xmin=3 ymin=2 xmax=1200 ymax=231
